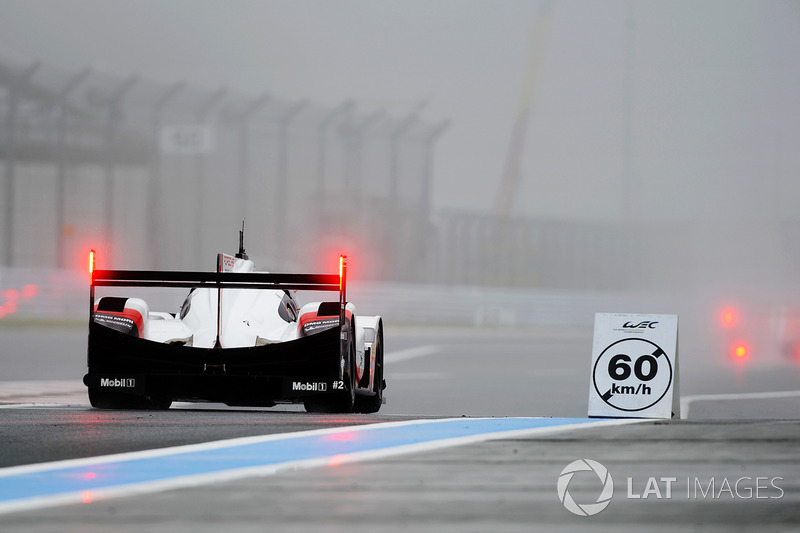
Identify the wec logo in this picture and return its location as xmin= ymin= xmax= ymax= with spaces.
xmin=100 ymin=378 xmax=135 ymax=388
xmin=623 ymin=321 xmax=658 ymax=329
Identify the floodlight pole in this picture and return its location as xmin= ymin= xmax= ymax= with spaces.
xmin=2 ymin=61 xmax=40 ymax=267
xmin=420 ymin=120 xmax=450 ymax=222
xmin=341 ymin=110 xmax=384 ymax=196
xmin=415 ymin=119 xmax=450 ymax=283
xmin=193 ymin=87 xmax=227 ymax=267
xmin=388 ymin=113 xmax=417 ymax=208
xmin=237 ymin=93 xmax=270 ymax=217
xmin=316 ymin=100 xmax=353 ymax=215
xmin=103 ymin=74 xmax=139 ymax=261
xmin=149 ymin=81 xmax=185 ymax=269
xmin=275 ymin=99 xmax=307 ymax=265
xmin=55 ymin=67 xmax=91 ymax=269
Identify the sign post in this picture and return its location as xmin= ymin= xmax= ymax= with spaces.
xmin=588 ymin=313 xmax=680 ymax=419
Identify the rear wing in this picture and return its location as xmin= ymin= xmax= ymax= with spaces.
xmin=90 ymin=270 xmax=341 ymax=291
xmin=89 ymin=252 xmax=349 ymax=337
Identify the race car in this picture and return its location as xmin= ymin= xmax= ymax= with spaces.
xmin=83 ymin=234 xmax=385 ymax=413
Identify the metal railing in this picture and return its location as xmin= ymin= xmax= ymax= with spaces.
xmin=1 ymin=60 xmax=448 ymax=282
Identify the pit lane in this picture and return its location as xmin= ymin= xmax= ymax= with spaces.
xmin=1 ymin=325 xmax=799 ymax=531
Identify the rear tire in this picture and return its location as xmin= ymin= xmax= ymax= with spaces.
xmin=354 ymin=322 xmax=384 ymax=414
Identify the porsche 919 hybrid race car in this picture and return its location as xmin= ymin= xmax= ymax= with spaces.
xmin=83 ymin=237 xmax=385 ymax=413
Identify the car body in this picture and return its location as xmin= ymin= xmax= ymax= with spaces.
xmin=83 ymin=249 xmax=385 ymax=413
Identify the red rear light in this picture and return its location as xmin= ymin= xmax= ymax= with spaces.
xmin=89 ymin=250 xmax=96 ymax=284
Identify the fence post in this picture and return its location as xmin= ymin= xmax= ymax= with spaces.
xmin=275 ymin=100 xmax=307 ymax=267
xmin=413 ymin=120 xmax=449 ymax=282
xmin=388 ymin=113 xmax=417 ymax=208
xmin=149 ymin=81 xmax=185 ymax=269
xmin=420 ymin=120 xmax=450 ymax=219
xmin=340 ymin=110 xmax=384 ymax=213
xmin=193 ymin=87 xmax=227 ymax=267
xmin=55 ymin=67 xmax=91 ymax=269
xmin=103 ymin=74 xmax=138 ymax=263
xmin=316 ymin=100 xmax=353 ymax=216
xmin=237 ymin=93 xmax=270 ymax=217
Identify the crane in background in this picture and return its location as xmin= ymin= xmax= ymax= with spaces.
xmin=479 ymin=1 xmax=552 ymax=286
xmin=492 ymin=0 xmax=553 ymax=217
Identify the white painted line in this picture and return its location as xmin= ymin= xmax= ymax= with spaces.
xmin=385 ymin=345 xmax=439 ymax=364
xmin=0 ymin=403 xmax=68 ymax=409
xmin=681 ymin=390 xmax=800 ymax=418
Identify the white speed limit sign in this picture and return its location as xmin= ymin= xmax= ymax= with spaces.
xmin=588 ymin=313 xmax=680 ymax=419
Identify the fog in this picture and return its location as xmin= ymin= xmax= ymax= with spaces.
xmin=1 ymin=0 xmax=799 ymax=300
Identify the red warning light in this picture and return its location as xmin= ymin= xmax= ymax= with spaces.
xmin=720 ymin=307 xmax=738 ymax=328
xmin=4 ymin=289 xmax=19 ymax=302
xmin=21 ymin=284 xmax=38 ymax=299
xmin=731 ymin=342 xmax=750 ymax=361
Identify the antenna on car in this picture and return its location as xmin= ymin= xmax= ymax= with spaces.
xmin=236 ymin=219 xmax=248 ymax=260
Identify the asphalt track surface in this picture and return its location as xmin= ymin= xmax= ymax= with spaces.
xmin=1 ymin=324 xmax=800 ymax=531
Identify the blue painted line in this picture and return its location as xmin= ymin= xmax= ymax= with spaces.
xmin=0 ymin=417 xmax=614 ymax=512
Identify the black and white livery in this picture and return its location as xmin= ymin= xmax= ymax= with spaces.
xmin=83 ymin=234 xmax=385 ymax=413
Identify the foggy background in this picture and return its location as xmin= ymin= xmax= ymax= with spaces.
xmin=1 ymin=0 xmax=800 ymax=346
